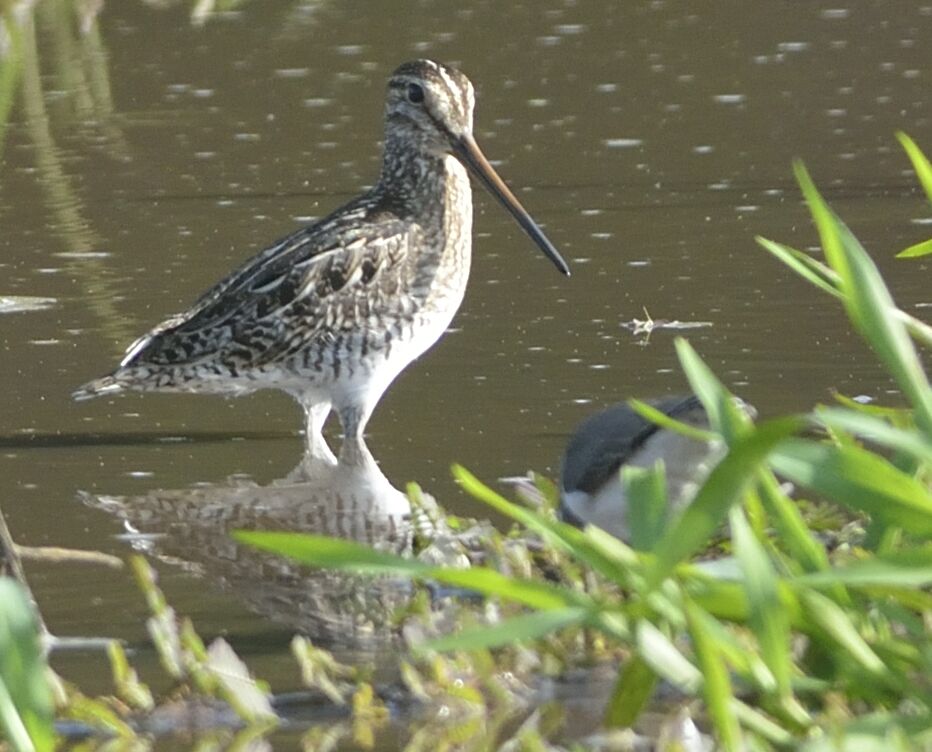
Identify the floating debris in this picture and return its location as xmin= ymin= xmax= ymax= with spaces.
xmin=0 ymin=296 xmax=57 ymax=314
xmin=621 ymin=309 xmax=713 ymax=338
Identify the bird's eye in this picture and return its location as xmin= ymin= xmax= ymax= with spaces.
xmin=406 ymin=83 xmax=425 ymax=104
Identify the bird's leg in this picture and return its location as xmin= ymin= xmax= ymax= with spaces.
xmin=301 ymin=400 xmax=335 ymax=461
xmin=337 ymin=432 xmax=376 ymax=468
xmin=336 ymin=403 xmax=373 ymax=445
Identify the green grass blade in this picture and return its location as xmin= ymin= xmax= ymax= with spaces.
xmin=421 ymin=568 xmax=588 ymax=610
xmin=814 ymin=407 xmax=932 ymax=465
xmin=0 ymin=678 xmax=34 ymax=752
xmin=622 ymin=463 xmax=668 ymax=551
xmin=234 ymin=530 xmax=585 ymax=610
xmin=635 ymin=620 xmax=702 ymax=693
xmin=233 ymin=531 xmax=428 ymax=575
xmin=770 ymin=439 xmax=932 ymax=535
xmin=897 ymin=132 xmax=932 ymax=205
xmin=800 ymin=712 xmax=931 ymax=751
xmin=758 ymin=236 xmax=932 ymax=347
xmin=60 ymin=693 xmax=135 ymax=739
xmin=729 ymin=507 xmax=793 ymax=699
xmin=107 ymin=641 xmax=154 ymax=712
xmin=587 ymin=607 xmax=632 ymax=642
xmin=452 ymin=465 xmax=635 ymax=583
xmin=684 ymin=577 xmax=751 ymax=622
xmin=794 ymin=162 xmax=932 ymax=436
xmin=686 ymin=570 xmax=810 ymax=629
xmin=423 ymin=608 xmax=587 ymax=653
xmin=629 ymin=399 xmax=716 ymax=441
xmin=0 ymin=579 xmax=55 ymax=752
xmin=677 ymin=604 xmax=780 ymax=693
xmin=794 ymin=161 xmax=845 ymax=269
xmin=896 ymin=238 xmax=932 ymax=259
xmin=730 ymin=700 xmax=796 ymax=746
xmin=603 ymin=654 xmax=657 ymax=728
xmin=896 ymin=311 xmax=932 ymax=350
xmin=834 ymin=215 xmax=932 ymax=434
xmin=795 ymin=551 xmax=932 ymax=589
xmin=682 ymin=597 xmax=743 ymax=751
xmin=756 ymin=236 xmax=843 ymax=299
xmin=646 ymin=416 xmax=802 ymax=589
xmin=798 ymin=590 xmax=886 ymax=674
xmin=674 ymin=339 xmax=748 ymax=442
xmin=756 ymin=471 xmax=832 ymax=576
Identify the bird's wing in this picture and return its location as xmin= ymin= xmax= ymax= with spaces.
xmin=120 ymin=201 xmax=412 ymax=369
xmin=561 ymin=396 xmax=703 ymax=495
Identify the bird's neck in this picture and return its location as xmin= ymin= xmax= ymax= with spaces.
xmin=376 ymin=133 xmax=467 ymax=218
xmin=376 ymin=129 xmax=473 ymax=294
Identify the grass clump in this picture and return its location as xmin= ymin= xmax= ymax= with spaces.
xmin=239 ymin=137 xmax=932 ymax=750
xmin=0 ymin=580 xmax=55 ymax=752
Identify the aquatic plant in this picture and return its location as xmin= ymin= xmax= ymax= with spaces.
xmin=894 ymin=132 xmax=932 ymax=259
xmin=0 ymin=580 xmax=55 ymax=752
xmin=238 ymin=136 xmax=932 ymax=750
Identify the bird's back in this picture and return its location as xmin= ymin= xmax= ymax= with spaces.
xmin=73 ymin=193 xmax=422 ymax=399
xmin=561 ymin=395 xmax=704 ymax=497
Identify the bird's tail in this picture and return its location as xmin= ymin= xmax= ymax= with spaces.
xmin=72 ymin=373 xmax=130 ymax=401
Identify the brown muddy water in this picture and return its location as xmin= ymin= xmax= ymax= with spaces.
xmin=1 ymin=0 xmax=930 ymax=744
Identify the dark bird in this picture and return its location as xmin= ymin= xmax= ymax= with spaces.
xmin=559 ymin=396 xmax=729 ymax=541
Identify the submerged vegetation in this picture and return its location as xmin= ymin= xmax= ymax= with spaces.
xmin=1 ymin=80 xmax=930 ymax=747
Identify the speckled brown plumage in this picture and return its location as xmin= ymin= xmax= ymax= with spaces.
xmin=74 ymin=60 xmax=569 ymax=444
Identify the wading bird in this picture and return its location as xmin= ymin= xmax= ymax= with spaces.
xmin=74 ymin=60 xmax=569 ymax=446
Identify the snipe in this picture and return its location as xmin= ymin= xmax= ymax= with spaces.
xmin=74 ymin=60 xmax=569 ymax=445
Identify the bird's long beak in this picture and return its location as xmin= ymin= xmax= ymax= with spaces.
xmin=453 ymin=133 xmax=570 ymax=277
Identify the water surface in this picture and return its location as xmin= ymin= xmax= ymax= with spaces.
xmin=0 ymin=0 xmax=929 ymax=739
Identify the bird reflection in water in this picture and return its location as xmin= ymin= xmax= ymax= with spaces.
xmin=81 ymin=438 xmax=414 ymax=647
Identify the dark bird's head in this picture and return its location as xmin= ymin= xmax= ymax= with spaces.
xmin=384 ymin=59 xmax=570 ymax=276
